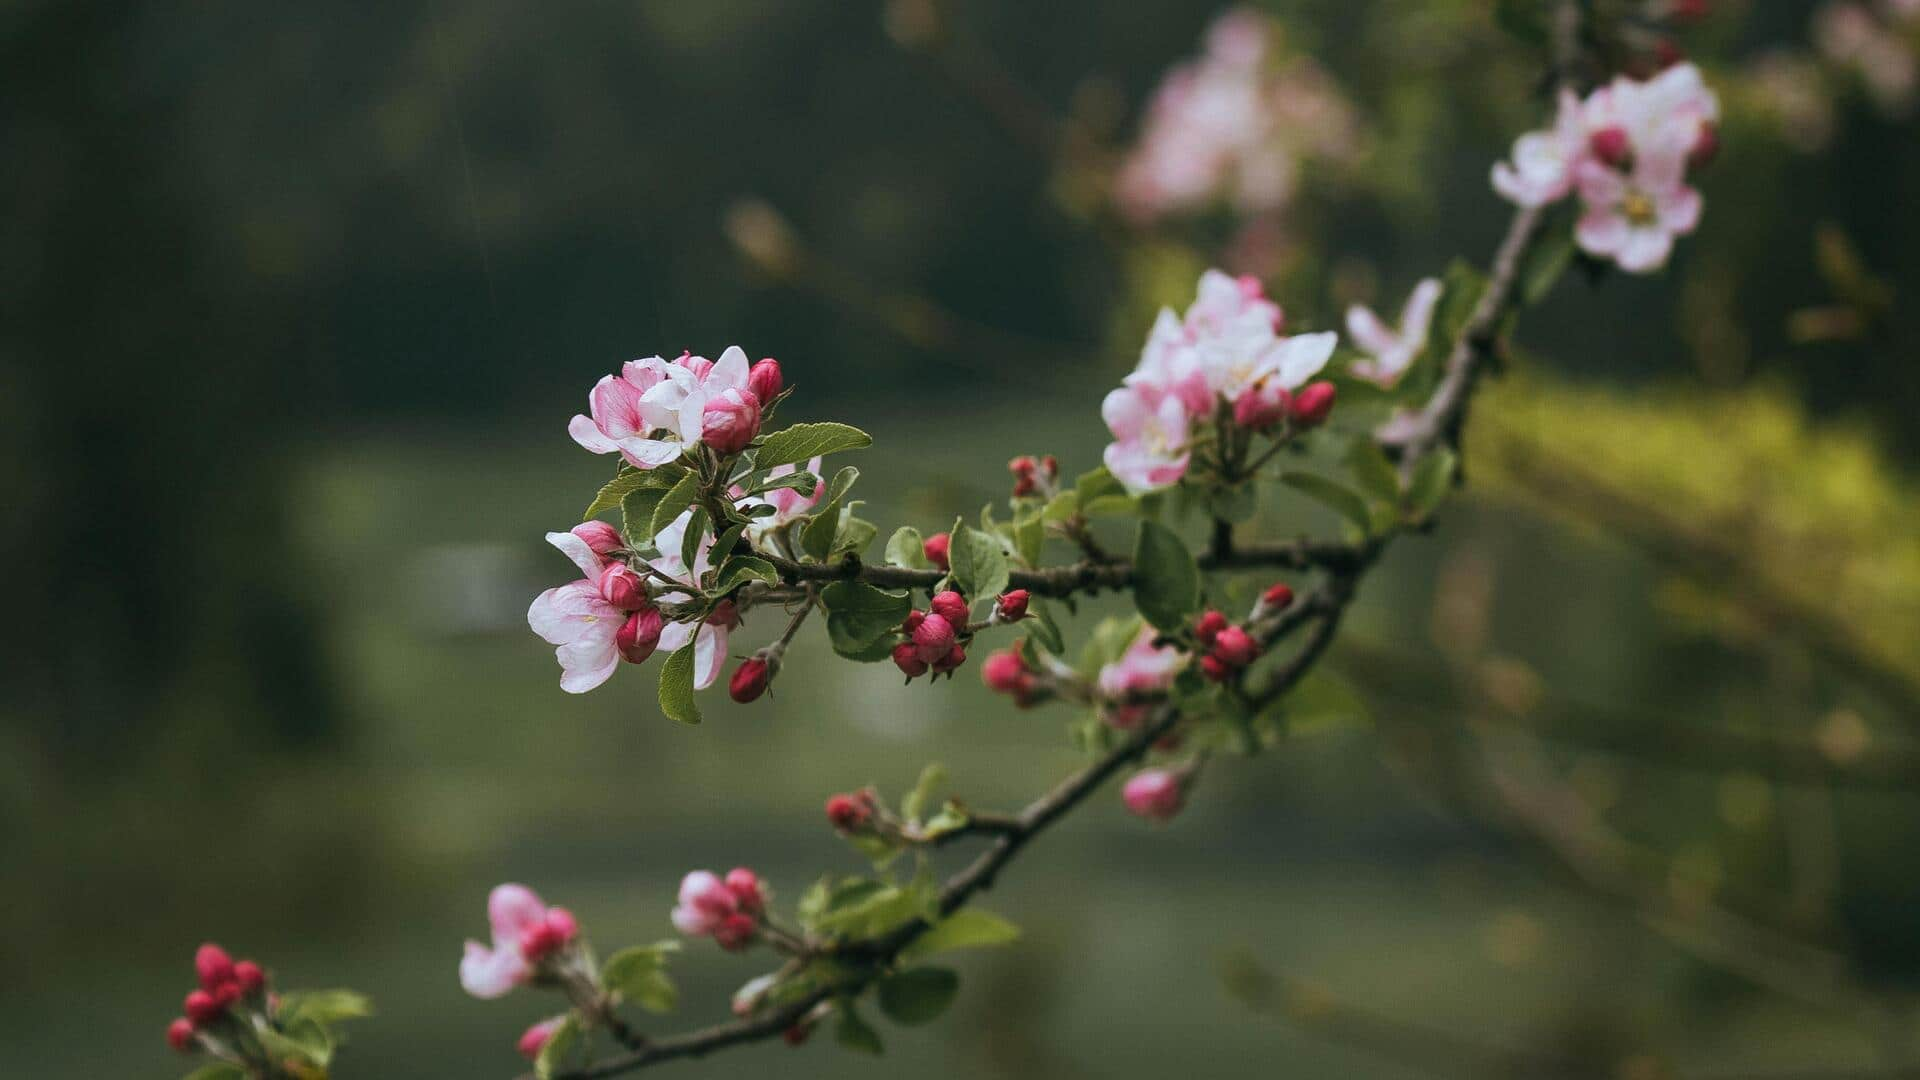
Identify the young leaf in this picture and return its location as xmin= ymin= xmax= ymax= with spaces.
xmin=602 ymin=945 xmax=680 ymax=1014
xmin=949 ymin=525 xmax=1010 ymax=603
xmin=712 ymin=555 xmax=779 ymax=596
xmin=276 ymin=989 xmax=374 ymax=1027
xmin=822 ymin=580 xmax=911 ymax=655
xmin=835 ymin=1001 xmax=885 ymax=1055
xmin=1075 ymin=465 xmax=1134 ymax=516
xmin=831 ymin=515 xmax=878 ymax=560
xmin=755 ymin=422 xmax=873 ymax=469
xmin=650 ymin=470 xmax=703 ymax=540
xmin=1405 ymin=447 xmax=1458 ymax=519
xmin=1026 ymin=600 xmax=1066 ymax=655
xmin=902 ymin=909 xmax=1020 ymax=960
xmin=1280 ymin=472 xmax=1373 ymax=534
xmin=801 ymin=466 xmax=860 ymax=561
xmin=885 ymin=526 xmax=930 ymax=570
xmin=1345 ymin=437 xmax=1401 ymax=503
xmin=876 ymin=967 xmax=961 ymax=1025
xmin=658 ymin=644 xmax=701 ymax=725
xmin=902 ymin=762 xmax=946 ymax=823
xmin=585 ymin=464 xmax=684 ymax=520
xmin=1131 ymin=520 xmax=1200 ymax=632
xmin=679 ymin=505 xmax=709 ymax=573
xmin=534 ymin=1013 xmax=583 ymax=1080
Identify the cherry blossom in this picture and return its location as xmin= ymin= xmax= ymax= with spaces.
xmin=569 ymin=347 xmax=762 ymax=467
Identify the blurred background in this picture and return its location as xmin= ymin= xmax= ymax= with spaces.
xmin=5 ymin=0 xmax=1919 ymax=1075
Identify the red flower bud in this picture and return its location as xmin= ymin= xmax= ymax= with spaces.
xmin=981 ymin=650 xmax=1028 ymax=694
xmin=1041 ymin=455 xmax=1058 ymax=478
xmin=714 ymin=913 xmax=758 ymax=951
xmin=747 ymin=358 xmax=783 ymax=404
xmin=891 ymin=641 xmax=930 ymax=679
xmin=1232 ymin=383 xmax=1289 ymax=431
xmin=1288 ymin=381 xmax=1336 ymax=428
xmin=194 ymin=943 xmax=234 ymax=992
xmin=912 ymin=613 xmax=957 ymax=664
xmin=783 ymin=1023 xmax=812 ymax=1046
xmin=598 ymin=562 xmax=646 ymax=610
xmin=725 ymin=868 xmax=764 ymax=912
xmin=1211 ymin=625 xmax=1259 ymax=668
xmin=922 ymin=532 xmax=950 ymax=570
xmin=996 ymin=589 xmax=1029 ymax=621
xmin=1588 ymin=125 xmax=1632 ymax=168
xmin=1123 ymin=768 xmax=1187 ymax=821
xmin=616 ymin=607 xmax=665 ymax=664
xmin=932 ymin=643 xmax=967 ymax=674
xmin=1008 ymin=455 xmax=1036 ymax=476
xmin=729 ymin=656 xmax=774 ymax=703
xmin=232 ymin=961 xmax=265 ymax=997
xmin=519 ymin=920 xmax=563 ymax=963
xmin=167 ymin=1018 xmax=196 ymax=1052
xmin=1199 ymin=655 xmax=1232 ymax=683
xmin=184 ymin=989 xmax=225 ymax=1027
xmin=1012 ymin=475 xmax=1036 ymax=497
xmin=571 ymin=520 xmax=624 ymax=555
xmin=545 ymin=907 xmax=580 ymax=945
xmin=701 ymin=388 xmax=763 ymax=455
xmin=1260 ymin=583 xmax=1295 ymax=612
xmin=1688 ymin=123 xmax=1719 ymax=170
xmin=212 ymin=980 xmax=243 ymax=1010
xmin=929 ymin=590 xmax=970 ymax=626
xmin=826 ymin=793 xmax=870 ymax=831
xmin=1193 ymin=610 xmax=1229 ymax=648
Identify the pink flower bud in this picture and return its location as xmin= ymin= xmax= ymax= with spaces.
xmin=929 ymin=590 xmax=970 ymax=626
xmin=518 ymin=1018 xmax=564 ymax=1061
xmin=1232 ymin=383 xmax=1290 ymax=431
xmin=701 ymin=388 xmax=763 ymax=455
xmin=184 ymin=989 xmax=224 ymax=1026
xmin=729 ymin=656 xmax=774 ymax=703
xmin=1193 ymin=610 xmax=1228 ymax=648
xmin=1288 ymin=381 xmax=1337 ymax=428
xmin=1260 ymin=583 xmax=1295 ymax=612
xmin=912 ymin=613 xmax=957 ymax=664
xmin=901 ymin=609 xmax=925 ymax=634
xmin=1688 ymin=123 xmax=1719 ymax=170
xmin=167 ymin=1018 xmax=196 ymax=1052
xmin=714 ymin=913 xmax=757 ymax=951
xmin=571 ymin=520 xmax=624 ymax=555
xmin=933 ymin=643 xmax=967 ymax=674
xmin=724 ymin=868 xmax=764 ymax=911
xmin=891 ymin=642 xmax=929 ymax=679
xmin=677 ymin=350 xmax=713 ymax=379
xmin=1199 ymin=655 xmax=1232 ymax=682
xmin=232 ymin=961 xmax=265 ymax=997
xmin=923 ymin=532 xmax=951 ymax=570
xmin=1588 ymin=125 xmax=1632 ymax=168
xmin=981 ymin=650 xmax=1028 ymax=694
xmin=747 ymin=358 xmax=783 ymax=404
xmin=545 ymin=907 xmax=580 ymax=945
xmin=616 ymin=607 xmax=665 ymax=664
xmin=598 ymin=562 xmax=645 ymax=610
xmin=1210 ymin=625 xmax=1259 ymax=668
xmin=825 ymin=793 xmax=870 ymax=831
xmin=212 ymin=981 xmax=243 ymax=1009
xmin=1123 ymin=768 xmax=1186 ymax=821
xmin=996 ymin=589 xmax=1029 ymax=621
xmin=1009 ymin=455 xmax=1037 ymax=476
xmin=519 ymin=920 xmax=562 ymax=963
xmin=194 ymin=943 xmax=234 ymax=992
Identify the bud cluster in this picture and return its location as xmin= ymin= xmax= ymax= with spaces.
xmin=1194 ymin=609 xmax=1262 ymax=682
xmin=1007 ymin=454 xmax=1060 ymax=499
xmin=672 ymin=868 xmax=766 ymax=951
xmin=165 ymin=943 xmax=270 ymax=1057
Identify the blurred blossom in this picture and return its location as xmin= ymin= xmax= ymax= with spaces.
xmin=1816 ymin=1 xmax=1919 ymax=114
xmin=1113 ymin=8 xmax=1361 ymax=224
xmin=1745 ymin=51 xmax=1836 ymax=152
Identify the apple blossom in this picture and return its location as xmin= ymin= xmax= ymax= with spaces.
xmin=651 ymin=510 xmax=736 ymax=690
xmin=825 ymin=791 xmax=873 ymax=831
xmin=184 ymin=989 xmax=224 ymax=1026
xmin=932 ymin=643 xmax=968 ymax=675
xmin=673 ymin=868 xmax=763 ymax=950
xmin=616 ymin=607 xmax=665 ymax=664
xmin=1210 ymin=625 xmax=1259 ymax=668
xmin=1491 ymin=89 xmax=1587 ymax=207
xmin=460 ymin=884 xmax=576 ymax=999
xmin=571 ymin=519 xmax=623 ymax=555
xmin=1258 ymin=582 xmax=1295 ymax=615
xmin=732 ymin=456 xmax=824 ymax=537
xmin=1346 ymin=277 xmax=1441 ymax=388
xmin=1102 ymin=382 xmax=1192 ymax=495
xmin=1193 ymin=610 xmax=1229 ymax=648
xmin=929 ymin=590 xmax=970 ymax=626
xmin=981 ymin=649 xmax=1031 ymax=695
xmin=701 ymin=386 xmax=763 ymax=455
xmin=892 ymin=641 xmax=930 ymax=679
xmin=195 ymin=943 xmax=234 ymax=991
xmin=1097 ymin=624 xmax=1186 ymax=728
xmin=725 ymin=867 xmax=765 ymax=912
xmin=747 ymin=357 xmax=783 ymax=404
xmin=1572 ymin=151 xmax=1701 ymax=273
xmin=729 ymin=654 xmax=774 ymax=702
xmin=1232 ymin=381 xmax=1289 ymax=431
xmin=232 ymin=960 xmax=265 ymax=997
xmin=912 ymin=612 xmax=958 ymax=664
xmin=1122 ymin=768 xmax=1188 ymax=821
xmin=996 ymin=589 xmax=1030 ymax=621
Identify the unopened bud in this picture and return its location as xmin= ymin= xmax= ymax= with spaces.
xmin=714 ymin=913 xmax=757 ymax=951
xmin=932 ymin=643 xmax=967 ymax=674
xmin=1260 ymin=583 xmax=1295 ymax=612
xmin=724 ymin=868 xmax=764 ymax=912
xmin=929 ymin=590 xmax=970 ymax=626
xmin=747 ymin=358 xmax=784 ymax=404
xmin=1232 ymin=383 xmax=1290 ymax=431
xmin=702 ymin=388 xmax=763 ymax=455
xmin=996 ymin=589 xmax=1029 ymax=621
xmin=599 ymin=562 xmax=646 ymax=610
xmin=1199 ymin=654 xmax=1232 ymax=682
xmin=184 ymin=989 xmax=225 ymax=1027
xmin=922 ymin=532 xmax=950 ymax=570
xmin=1211 ymin=625 xmax=1259 ymax=668
xmin=232 ymin=961 xmax=265 ymax=997
xmin=545 ymin=907 xmax=580 ymax=945
xmin=616 ymin=607 xmax=665 ymax=664
xmin=912 ymin=613 xmax=957 ymax=664
xmin=891 ymin=642 xmax=929 ymax=679
xmin=1122 ymin=768 xmax=1187 ymax=821
xmin=1288 ymin=381 xmax=1336 ymax=428
xmin=167 ymin=1018 xmax=196 ymax=1052
xmin=571 ymin=520 xmax=624 ymax=555
xmin=1588 ymin=125 xmax=1632 ymax=168
xmin=518 ymin=1018 xmax=564 ymax=1061
xmin=729 ymin=655 xmax=774 ymax=703
xmin=981 ymin=650 xmax=1028 ymax=694
xmin=1193 ymin=610 xmax=1229 ymax=648
xmin=826 ymin=793 xmax=870 ymax=831
xmin=194 ymin=943 xmax=234 ymax=992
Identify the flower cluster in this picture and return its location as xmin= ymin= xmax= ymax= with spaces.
xmin=460 ymin=884 xmax=582 ymax=999
xmin=1193 ymin=609 xmax=1261 ymax=681
xmin=1114 ymin=7 xmax=1360 ymax=223
xmin=1492 ymin=62 xmax=1720 ymax=272
xmin=568 ymin=347 xmax=780 ymax=467
xmin=1102 ymin=270 xmax=1337 ymax=494
xmin=671 ymin=868 xmax=765 ymax=950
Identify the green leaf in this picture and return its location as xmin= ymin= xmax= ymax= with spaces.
xmin=1075 ymin=465 xmax=1133 ymax=516
xmin=257 ymin=1025 xmax=333 ymax=1069
xmin=801 ymin=466 xmax=860 ymax=561
xmin=602 ymin=945 xmax=680 ymax=1014
xmin=1027 ymin=600 xmax=1065 ymax=655
xmin=902 ymin=909 xmax=1020 ymax=960
xmin=902 ymin=762 xmax=945 ymax=823
xmin=876 ymin=967 xmax=960 ymax=1025
xmin=918 ymin=801 xmax=970 ymax=841
xmin=1040 ymin=490 xmax=1079 ymax=523
xmin=658 ymin=643 xmax=701 ymax=724
xmin=1518 ymin=219 xmax=1576 ymax=305
xmin=650 ymin=470 xmax=704 ymax=540
xmin=835 ymin=1002 xmax=885 ymax=1055
xmin=949 ymin=525 xmax=1010 ymax=604
xmin=1012 ymin=511 xmax=1045 ymax=567
xmin=822 ymin=580 xmax=911 ymax=657
xmin=1405 ymin=448 xmax=1457 ymax=519
xmin=1275 ymin=671 xmax=1372 ymax=737
xmin=832 ymin=515 xmax=878 ymax=560
xmin=885 ymin=526 xmax=931 ymax=570
xmin=755 ymin=422 xmax=873 ymax=469
xmin=1280 ymin=471 xmax=1373 ymax=534
xmin=811 ymin=880 xmax=929 ymax=939
xmin=679 ymin=506 xmax=709 ymax=573
xmin=1345 ymin=437 xmax=1401 ymax=504
xmin=621 ymin=486 xmax=670 ymax=546
xmin=743 ymin=469 xmax=819 ymax=498
xmin=534 ymin=1013 xmax=583 ymax=1079
xmin=1131 ymin=520 xmax=1200 ymax=632
xmin=712 ymin=555 xmax=779 ymax=596
xmin=276 ymin=989 xmax=373 ymax=1027
xmin=1428 ymin=260 xmax=1489 ymax=357
xmin=585 ymin=464 xmax=684 ymax=520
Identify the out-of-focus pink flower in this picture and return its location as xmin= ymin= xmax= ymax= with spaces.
xmin=1102 ymin=382 xmax=1191 ymax=495
xmin=1582 ymin=62 xmax=1720 ymax=167
xmin=1572 ymin=151 xmax=1701 ymax=273
xmin=461 ymin=884 xmax=572 ymax=999
xmin=673 ymin=869 xmax=762 ymax=949
xmin=1097 ymin=624 xmax=1186 ymax=728
xmin=518 ymin=1018 xmax=565 ymax=1061
xmin=1346 ymin=278 xmax=1441 ymax=388
xmin=1122 ymin=768 xmax=1187 ymax=821
xmin=1817 ymin=1 xmax=1918 ymax=114
xmin=1492 ymin=89 xmax=1588 ymax=207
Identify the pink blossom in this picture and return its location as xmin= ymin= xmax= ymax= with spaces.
xmin=701 ymin=387 xmax=763 ymax=455
xmin=568 ymin=356 xmax=698 ymax=468
xmin=1582 ymin=63 xmax=1720 ymax=167
xmin=1572 ymin=150 xmax=1701 ymax=273
xmin=1492 ymin=89 xmax=1587 ymax=207
xmin=670 ymin=871 xmax=737 ymax=937
xmin=529 ymin=530 xmax=628 ymax=693
xmin=518 ymin=1017 xmax=565 ymax=1061
xmin=651 ymin=510 xmax=736 ymax=690
xmin=460 ymin=884 xmax=569 ymax=999
xmin=1123 ymin=768 xmax=1187 ymax=821
xmin=1101 ymin=382 xmax=1191 ymax=495
xmin=1346 ymin=277 xmax=1442 ymax=388
xmin=1097 ymin=624 xmax=1186 ymax=728
xmin=572 ymin=520 xmax=624 ymax=556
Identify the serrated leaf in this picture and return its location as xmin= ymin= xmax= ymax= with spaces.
xmin=885 ymin=526 xmax=930 ymax=570
xmin=743 ymin=469 xmax=818 ymax=498
xmin=621 ymin=486 xmax=670 ymax=546
xmin=835 ymin=1002 xmax=885 ymax=1055
xmin=1281 ymin=471 xmax=1373 ymax=534
xmin=902 ymin=762 xmax=945 ymax=823
xmin=822 ymin=580 xmax=911 ymax=657
xmin=1405 ymin=447 xmax=1457 ymax=519
xmin=1131 ymin=520 xmax=1200 ymax=632
xmin=712 ymin=555 xmax=779 ymax=596
xmin=949 ymin=525 xmax=1010 ymax=603
xmin=534 ymin=1013 xmax=583 ymax=1079
xmin=902 ymin=909 xmax=1020 ymax=960
xmin=876 ymin=967 xmax=960 ymax=1025
xmin=658 ymin=643 xmax=701 ymax=724
xmin=1345 ymin=437 xmax=1401 ymax=503
xmin=585 ymin=464 xmax=685 ymax=520
xmin=755 ymin=422 xmax=873 ymax=469
xmin=649 ymin=470 xmax=703 ymax=540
